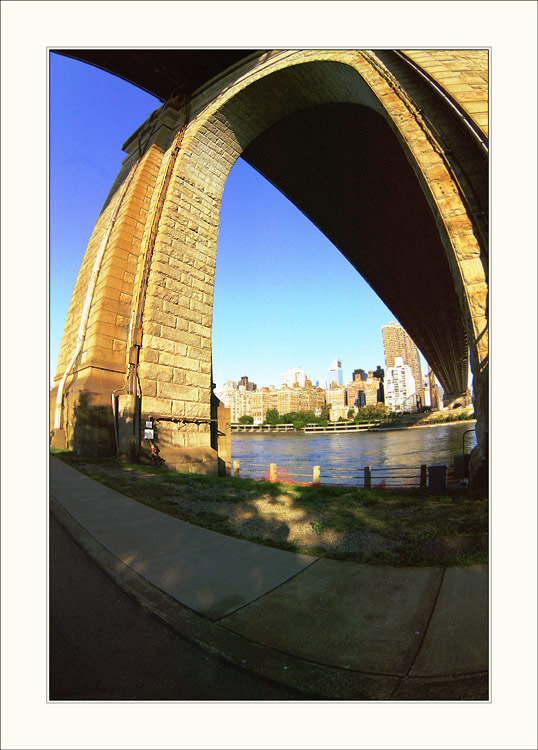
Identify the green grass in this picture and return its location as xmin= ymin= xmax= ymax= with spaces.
xmin=51 ymin=449 xmax=488 ymax=567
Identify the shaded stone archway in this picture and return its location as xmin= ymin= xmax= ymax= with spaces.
xmin=51 ymin=50 xmax=488 ymax=487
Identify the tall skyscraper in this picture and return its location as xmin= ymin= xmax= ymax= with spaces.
xmin=327 ymin=358 xmax=344 ymax=387
xmin=382 ymin=322 xmax=423 ymax=405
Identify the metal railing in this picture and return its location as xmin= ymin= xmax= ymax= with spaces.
xmin=231 ymin=460 xmax=461 ymax=489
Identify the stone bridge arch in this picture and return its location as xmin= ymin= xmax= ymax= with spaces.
xmin=50 ymin=50 xmax=488 ymax=486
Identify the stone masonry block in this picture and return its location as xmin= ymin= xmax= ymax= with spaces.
xmin=169 ymin=353 xmax=199 ymax=372
xmin=141 ymin=396 xmax=173 ymax=417
xmin=156 ymin=350 xmax=182 ymax=368
xmin=87 ymin=308 xmax=117 ymax=327
xmin=184 ymin=401 xmax=211 ymax=418
xmin=449 ymin=233 xmax=482 ymax=262
xmin=101 ymin=257 xmax=131 ymax=278
xmin=171 ymin=400 xmax=185 ymax=417
xmin=140 ymin=347 xmax=160 ymax=365
xmin=86 ymin=320 xmax=126 ymax=340
xmin=187 ymin=320 xmax=208 ymax=338
xmin=436 ymin=194 xmax=469 ymax=217
xmin=170 ymin=431 xmax=186 ymax=448
xmin=92 ymin=286 xmax=122 ymax=304
xmin=141 ymin=334 xmax=174 ymax=358
xmin=185 ymin=371 xmax=211 ymax=389
xmin=191 ymin=276 xmax=213 ymax=295
xmin=186 ymin=345 xmax=211 ymax=365
xmin=140 ymin=379 xmax=157 ymax=397
xmin=81 ymin=347 xmax=126 ymax=369
xmin=183 ymin=432 xmax=212 ymax=449
xmin=189 ymin=297 xmax=212 ymax=316
xmin=422 ymin=162 xmax=453 ymax=183
xmin=168 ymin=329 xmax=202 ymax=349
xmin=157 ymin=381 xmax=199 ymax=402
xmin=178 ymin=306 xmax=203 ymax=326
xmin=149 ymin=307 xmax=178 ymax=329
xmin=141 ymin=321 xmax=162 ymax=338
xmin=172 ymin=369 xmax=186 ymax=385
xmin=443 ymin=213 xmax=474 ymax=237
xmin=85 ymin=332 xmax=113 ymax=351
xmin=467 ymin=285 xmax=488 ymax=319
xmin=112 ymin=339 xmax=127 ymax=353
xmin=139 ymin=361 xmax=173 ymax=383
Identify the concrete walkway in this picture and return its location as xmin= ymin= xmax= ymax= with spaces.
xmin=49 ymin=457 xmax=489 ymax=700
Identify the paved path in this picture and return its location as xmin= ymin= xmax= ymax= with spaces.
xmin=49 ymin=457 xmax=489 ymax=700
xmin=50 ymin=510 xmax=309 ymax=700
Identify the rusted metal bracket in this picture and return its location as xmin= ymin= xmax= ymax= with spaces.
xmin=148 ymin=414 xmax=218 ymax=427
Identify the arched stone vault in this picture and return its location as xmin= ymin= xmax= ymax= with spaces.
xmin=51 ymin=50 xmax=488 ymax=485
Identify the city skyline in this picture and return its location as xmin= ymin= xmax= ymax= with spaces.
xmin=221 ymin=351 xmax=387 ymax=392
xmin=49 ymin=53 xmax=429 ymax=393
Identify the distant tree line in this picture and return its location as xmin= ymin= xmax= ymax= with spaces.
xmin=238 ymin=404 xmax=391 ymax=430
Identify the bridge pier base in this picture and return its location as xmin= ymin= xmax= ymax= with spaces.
xmin=442 ymin=391 xmax=473 ymax=410
xmin=50 ymin=369 xmax=123 ymax=458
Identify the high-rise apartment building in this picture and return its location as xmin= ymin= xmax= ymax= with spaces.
xmin=364 ymin=370 xmax=383 ymax=406
xmin=238 ymin=375 xmax=256 ymax=392
xmin=228 ymin=386 xmax=254 ymax=422
xmin=324 ymin=384 xmax=347 ymax=420
xmin=382 ymin=322 xmax=423 ymax=405
xmin=251 ymin=388 xmax=278 ymax=424
xmin=385 ymin=357 xmax=417 ymax=412
xmin=352 ymin=368 xmax=367 ymax=382
xmin=346 ymin=376 xmax=366 ymax=411
xmin=214 ymin=380 xmax=236 ymax=409
xmin=277 ymin=385 xmax=309 ymax=415
xmin=281 ymin=367 xmax=307 ymax=388
xmin=305 ymin=386 xmax=326 ymax=415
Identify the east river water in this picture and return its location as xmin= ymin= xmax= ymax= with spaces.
xmin=231 ymin=422 xmax=477 ymax=486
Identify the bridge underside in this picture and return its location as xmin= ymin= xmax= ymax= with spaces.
xmin=56 ymin=49 xmax=257 ymax=101
xmin=242 ymin=103 xmax=469 ymax=395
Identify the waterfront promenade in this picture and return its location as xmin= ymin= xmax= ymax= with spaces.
xmin=231 ymin=416 xmax=477 ymax=434
xmin=50 ymin=455 xmax=488 ymax=700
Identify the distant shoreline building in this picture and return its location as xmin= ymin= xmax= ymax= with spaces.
xmin=327 ymin=358 xmax=344 ymax=388
xmin=238 ymin=375 xmax=256 ymax=392
xmin=281 ymin=367 xmax=307 ymax=388
xmin=423 ymin=367 xmax=442 ymax=410
xmin=385 ymin=356 xmax=417 ymax=412
xmin=382 ymin=322 xmax=423 ymax=406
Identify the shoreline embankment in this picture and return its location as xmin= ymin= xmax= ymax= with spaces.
xmin=377 ymin=419 xmax=477 ymax=433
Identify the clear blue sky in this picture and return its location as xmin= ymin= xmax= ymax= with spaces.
xmin=50 ymin=52 xmax=428 ymax=390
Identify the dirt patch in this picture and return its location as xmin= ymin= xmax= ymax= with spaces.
xmin=159 ymin=490 xmax=396 ymax=557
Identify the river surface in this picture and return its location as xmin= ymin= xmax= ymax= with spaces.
xmin=231 ymin=422 xmax=477 ymax=486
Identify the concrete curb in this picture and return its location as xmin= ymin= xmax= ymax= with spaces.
xmin=50 ymin=494 xmax=488 ymax=701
